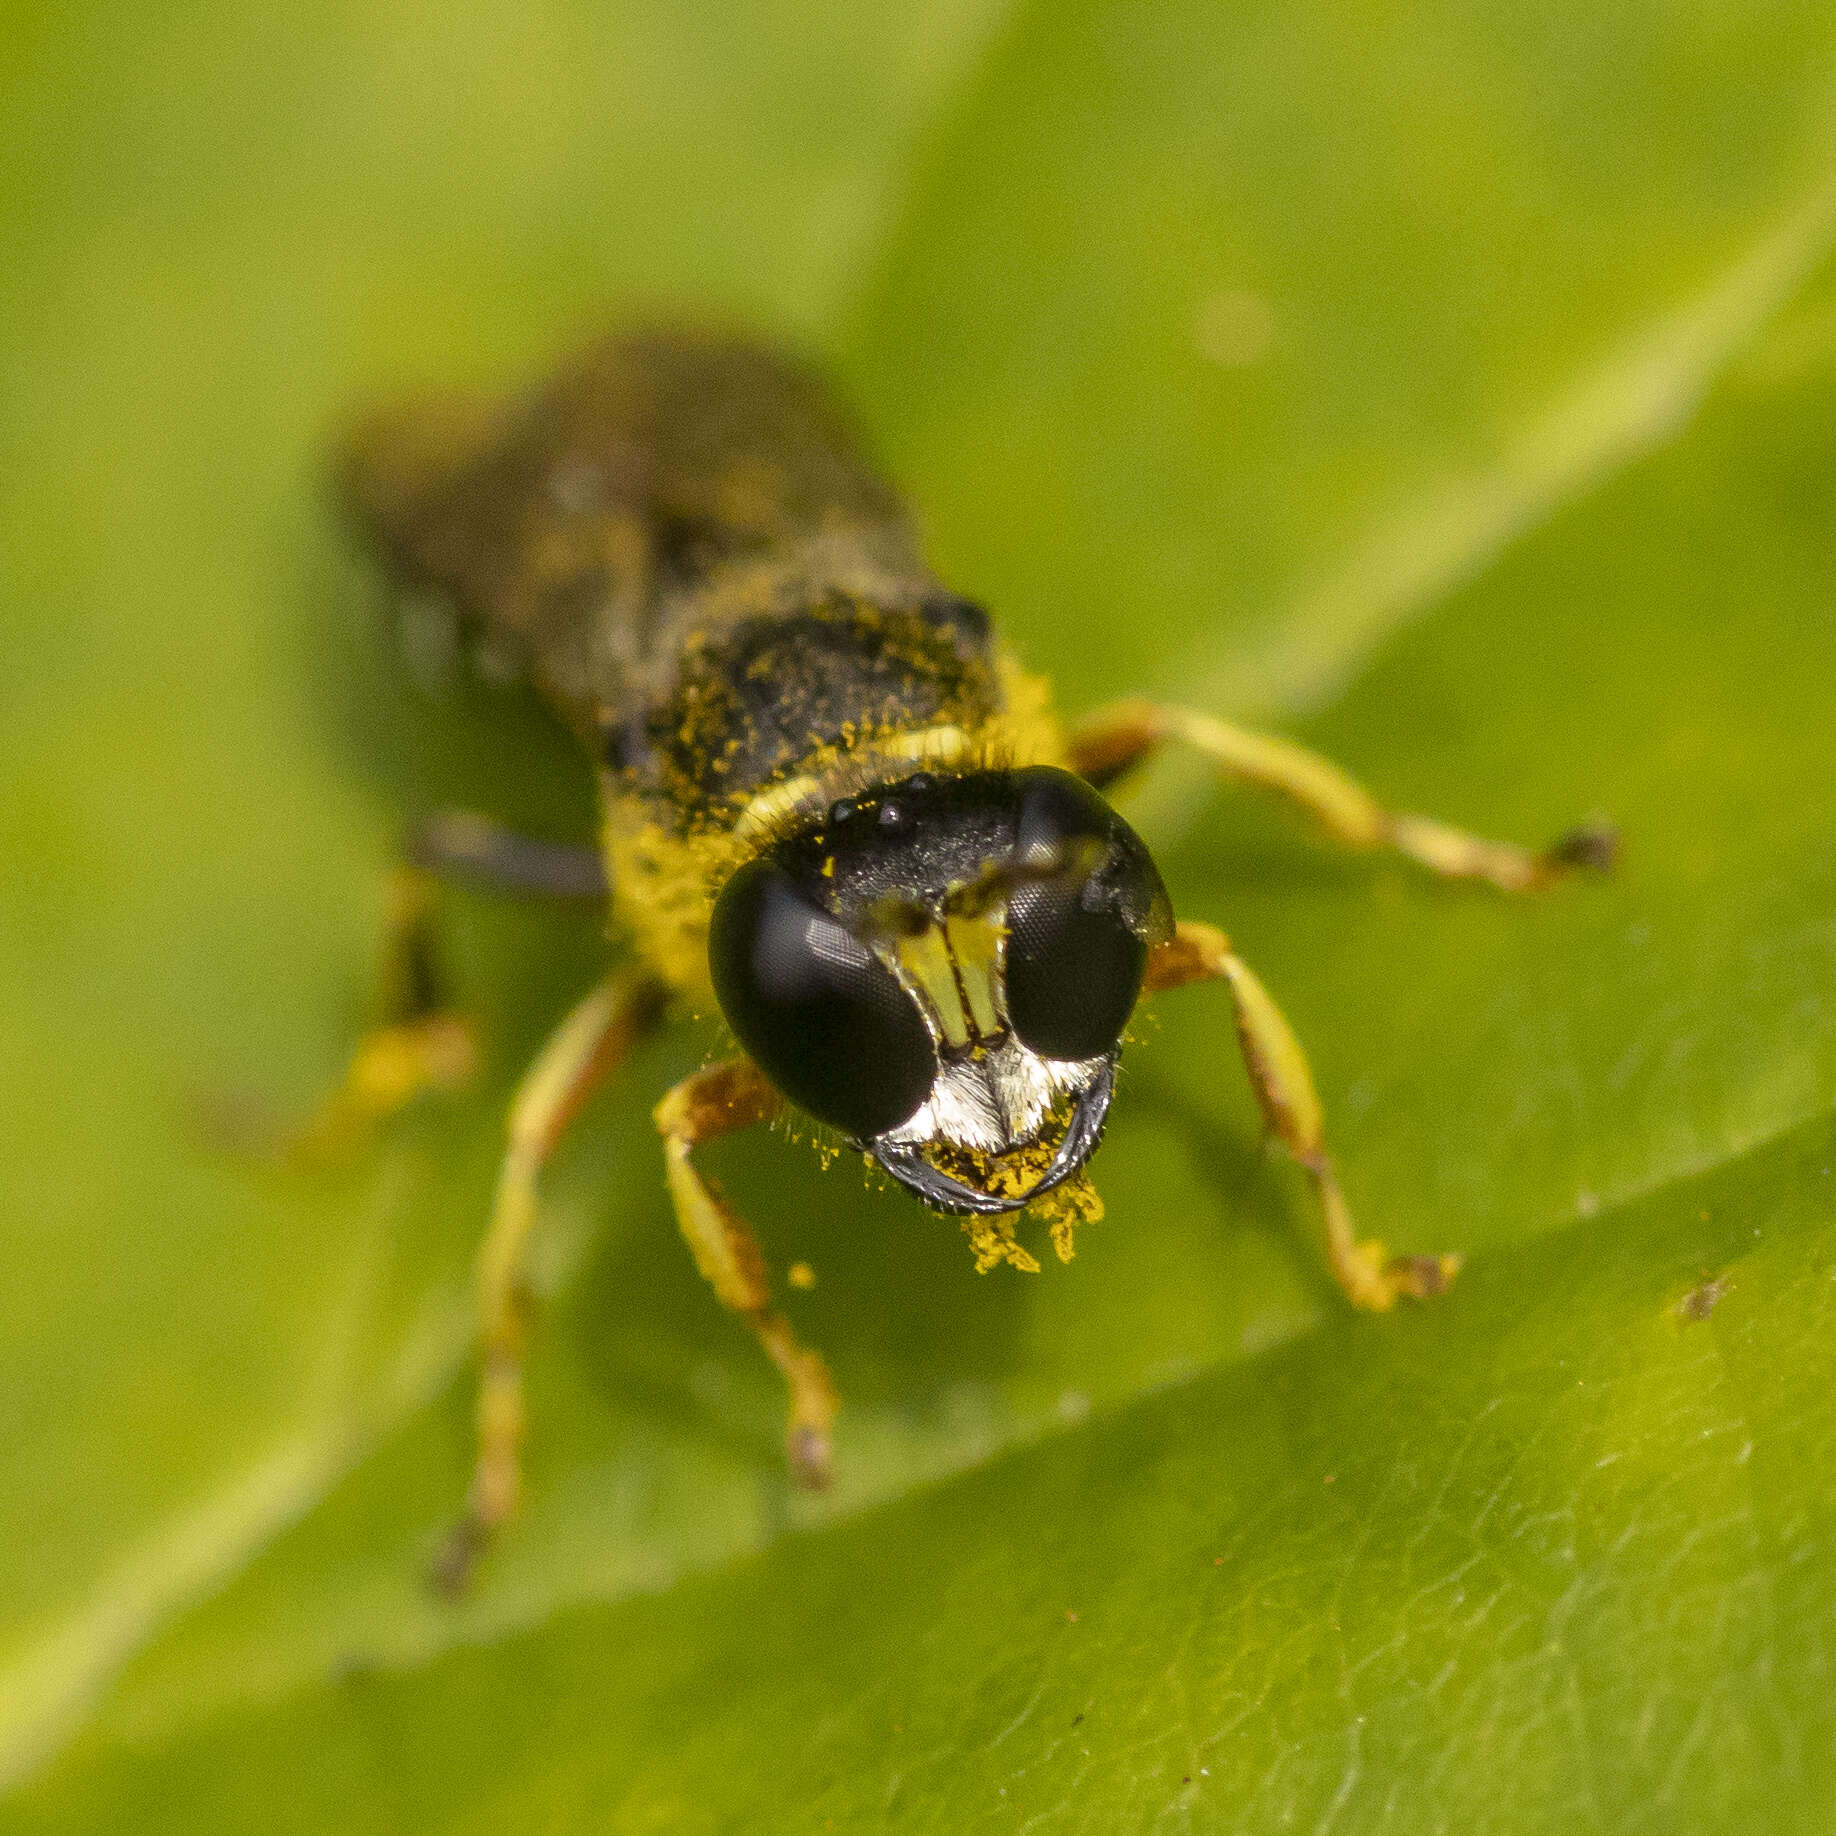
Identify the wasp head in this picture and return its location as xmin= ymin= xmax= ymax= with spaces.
xmin=708 ymin=766 xmax=1173 ymax=1215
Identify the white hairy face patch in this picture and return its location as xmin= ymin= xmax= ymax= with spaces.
xmin=876 ymin=1032 xmax=1109 ymax=1158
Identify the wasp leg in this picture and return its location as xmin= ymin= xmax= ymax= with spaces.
xmin=279 ymin=866 xmax=479 ymax=1165
xmin=409 ymin=808 xmax=608 ymax=900
xmin=434 ymin=970 xmax=669 ymax=1595
xmin=653 ymin=1060 xmax=839 ymax=1491
xmin=1071 ymin=700 xmax=1614 ymax=892
xmin=1144 ymin=919 xmax=1458 ymax=1312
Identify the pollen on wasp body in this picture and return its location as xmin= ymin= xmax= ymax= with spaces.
xmin=317 ymin=324 xmax=1614 ymax=1589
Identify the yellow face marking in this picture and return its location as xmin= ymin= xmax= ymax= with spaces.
xmin=944 ymin=907 xmax=1006 ymax=1039
xmin=895 ymin=924 xmax=972 ymax=1049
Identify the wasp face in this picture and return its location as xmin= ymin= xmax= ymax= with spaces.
xmin=709 ymin=767 xmax=1173 ymax=1213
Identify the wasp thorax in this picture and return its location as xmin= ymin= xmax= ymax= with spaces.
xmin=708 ymin=766 xmax=1173 ymax=1213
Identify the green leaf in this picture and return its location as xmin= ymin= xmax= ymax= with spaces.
xmin=21 ymin=1116 xmax=1836 ymax=1833
xmin=6 ymin=1 xmax=1836 ymax=1828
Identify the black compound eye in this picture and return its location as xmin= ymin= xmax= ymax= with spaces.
xmin=709 ymin=859 xmax=937 ymax=1139
xmin=1004 ymin=878 xmax=1147 ymax=1060
xmin=1001 ymin=767 xmax=1168 ymax=1061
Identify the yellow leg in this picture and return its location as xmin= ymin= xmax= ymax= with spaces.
xmin=282 ymin=867 xmax=478 ymax=1165
xmin=1145 ymin=920 xmax=1458 ymax=1312
xmin=653 ymin=1060 xmax=839 ymax=1490
xmin=433 ymin=970 xmax=668 ymax=1594
xmin=1071 ymin=700 xmax=1614 ymax=892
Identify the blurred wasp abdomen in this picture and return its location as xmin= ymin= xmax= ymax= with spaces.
xmin=341 ymin=328 xmax=1058 ymax=993
xmin=342 ymin=329 xmax=1009 ymax=816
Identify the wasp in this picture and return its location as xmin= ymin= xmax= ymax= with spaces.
xmin=319 ymin=329 xmax=1612 ymax=1589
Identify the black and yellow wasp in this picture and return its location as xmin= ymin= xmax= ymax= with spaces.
xmin=316 ymin=328 xmax=1610 ymax=1588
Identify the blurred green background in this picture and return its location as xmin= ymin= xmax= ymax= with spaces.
xmin=6 ymin=2 xmax=1836 ymax=1829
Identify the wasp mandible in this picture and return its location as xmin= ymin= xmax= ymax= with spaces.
xmin=317 ymin=329 xmax=1612 ymax=1588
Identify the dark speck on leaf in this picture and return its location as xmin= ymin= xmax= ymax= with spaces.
xmin=1680 ymin=1273 xmax=1730 ymax=1321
